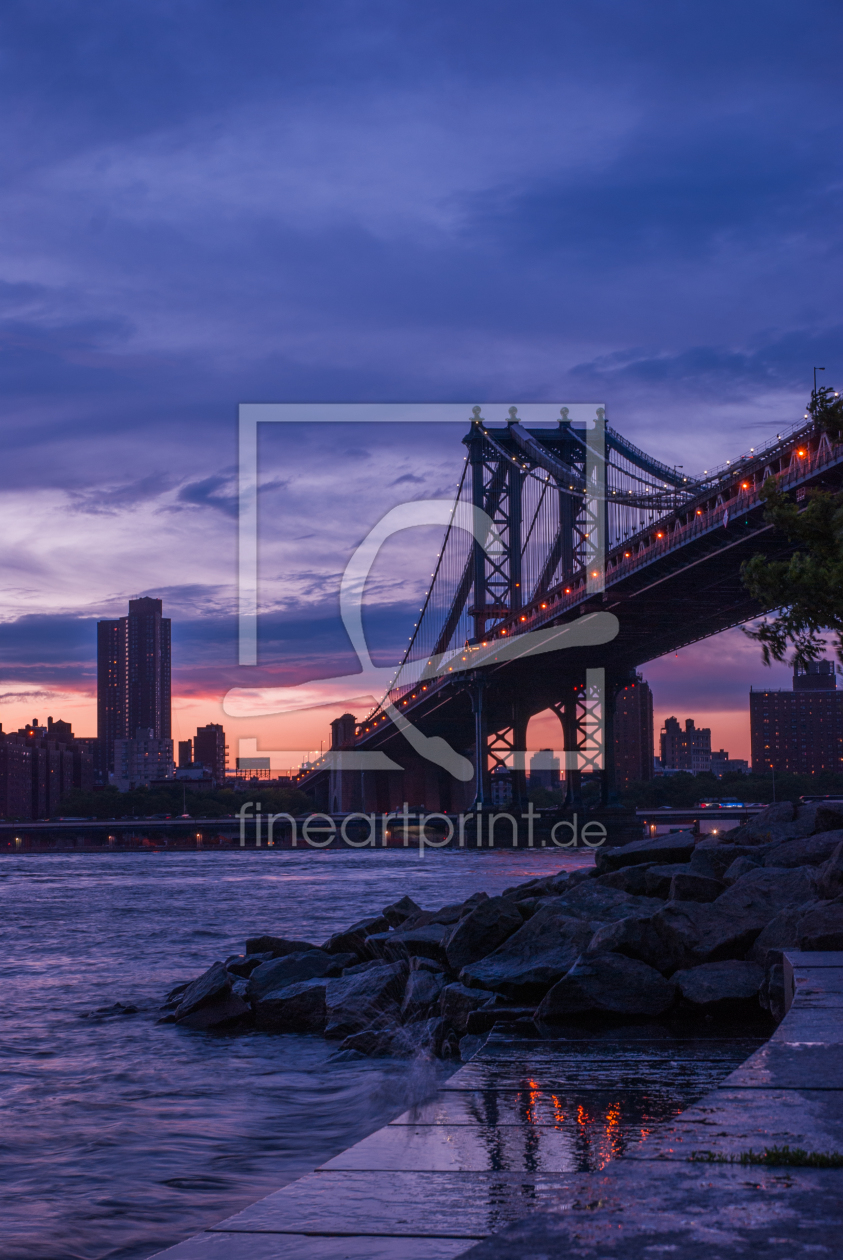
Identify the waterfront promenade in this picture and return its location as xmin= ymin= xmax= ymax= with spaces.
xmin=152 ymin=950 xmax=842 ymax=1258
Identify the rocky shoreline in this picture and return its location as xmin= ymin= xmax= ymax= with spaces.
xmin=159 ymin=800 xmax=843 ymax=1060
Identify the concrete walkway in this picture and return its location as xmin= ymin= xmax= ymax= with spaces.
xmin=460 ymin=949 xmax=843 ymax=1258
xmin=151 ymin=1022 xmax=763 ymax=1258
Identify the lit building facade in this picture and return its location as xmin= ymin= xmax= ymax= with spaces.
xmin=614 ymin=674 xmax=655 ymax=786
xmin=660 ymin=716 xmax=711 ymax=774
xmin=97 ymin=598 xmax=171 ymax=778
xmin=750 ymin=662 xmax=843 ymax=775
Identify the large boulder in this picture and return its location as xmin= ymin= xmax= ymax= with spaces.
xmin=815 ymin=843 xmax=843 ymax=901
xmin=403 ymin=897 xmax=485 ymax=930
xmin=224 ymin=952 xmax=272 ymax=977
xmin=175 ymin=992 xmax=250 ymax=1030
xmin=644 ymin=864 xmax=691 ymax=897
xmin=439 ymin=982 xmax=494 ymax=1034
xmin=401 ymin=968 xmax=447 ymax=1021
xmin=173 ymin=962 xmax=231 ymax=1019
xmin=382 ymin=895 xmax=421 ymax=927
xmin=245 ymin=934 xmax=319 ymax=957
xmin=673 ymin=960 xmax=764 ymax=1010
xmin=536 ymin=954 xmax=677 ymax=1020
xmin=460 ymin=904 xmax=597 ymax=1000
xmin=595 ymin=864 xmax=655 ymax=896
xmin=247 ymin=950 xmax=347 ymax=1001
xmin=715 ymin=866 xmax=818 ymax=918
xmin=690 ymin=843 xmax=769 ymax=881
xmin=552 ymin=883 xmax=664 ymax=923
xmin=597 ymin=899 xmax=771 ymax=974
xmin=594 ymin=830 xmax=696 ymax=873
xmin=722 ymin=856 xmax=762 ymax=884
xmin=763 ymin=831 xmax=843 ymax=869
xmin=368 ymin=922 xmax=450 ymax=965
xmin=797 ymin=899 xmax=843 ymax=951
xmin=728 ymin=801 xmax=800 ymax=845
xmin=749 ymin=902 xmax=817 ymax=965
xmin=324 ymin=959 xmax=408 ymax=1038
xmin=323 ymin=915 xmax=390 ymax=957
xmin=445 ymin=896 xmax=523 ymax=971
xmin=253 ymin=977 xmax=329 ymax=1032
xmin=670 ymin=873 xmax=726 ymax=903
xmin=796 ymin=800 xmax=843 ymax=836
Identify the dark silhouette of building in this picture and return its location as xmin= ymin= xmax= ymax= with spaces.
xmin=178 ymin=739 xmax=193 ymax=768
xmin=750 ymin=662 xmax=843 ymax=774
xmin=614 ymin=674 xmax=654 ymax=786
xmin=0 ymin=717 xmax=94 ymax=818
xmin=193 ymin=724 xmax=227 ymax=783
xmin=710 ymin=748 xmax=749 ymax=776
xmin=0 ymin=731 xmax=32 ymax=819
xmin=97 ymin=598 xmax=171 ymax=778
xmin=660 ymin=716 xmax=711 ymax=774
xmin=529 ymin=749 xmax=561 ymax=791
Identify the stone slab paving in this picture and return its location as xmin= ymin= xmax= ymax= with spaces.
xmin=151 ymin=1024 xmax=757 ymax=1259
xmin=458 ymin=950 xmax=843 ymax=1258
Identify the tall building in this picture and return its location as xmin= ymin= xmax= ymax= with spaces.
xmin=0 ymin=718 xmax=94 ymax=818
xmin=193 ymin=724 xmax=227 ymax=783
xmin=614 ymin=674 xmax=654 ymax=786
xmin=710 ymin=748 xmax=750 ymax=776
xmin=750 ymin=662 xmax=843 ymax=775
xmin=660 ymin=716 xmax=711 ymax=774
xmin=97 ymin=598 xmax=171 ymax=777
xmin=178 ymin=739 xmax=193 ymax=768
xmin=112 ymin=729 xmax=175 ymax=791
xmin=529 ymin=749 xmax=561 ymax=791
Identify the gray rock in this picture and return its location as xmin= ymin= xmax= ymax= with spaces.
xmin=798 ymin=899 xmax=843 ymax=951
xmin=458 ymin=1032 xmax=488 ymax=1061
xmin=644 ymin=864 xmax=692 ymax=897
xmin=225 ymin=952 xmax=272 ymax=977
xmin=175 ymin=992 xmax=250 ymax=1030
xmin=404 ymin=900 xmax=477 ymax=929
xmin=401 ymin=968 xmax=447 ymax=1021
xmin=763 ymin=831 xmax=843 ymax=869
xmin=674 ymin=960 xmax=764 ymax=1009
xmin=722 ymin=856 xmax=762 ymax=884
xmin=730 ymin=801 xmax=795 ymax=844
xmin=338 ymin=1022 xmax=400 ymax=1056
xmin=445 ymin=896 xmax=524 ymax=971
xmin=690 ymin=843 xmax=770 ymax=880
xmin=536 ymin=954 xmax=677 ymax=1019
xmin=588 ymin=904 xmax=762 ymax=975
xmin=245 ymin=935 xmax=319 ymax=957
xmin=796 ymin=800 xmax=843 ymax=836
xmin=324 ymin=959 xmax=408 ymax=1038
xmin=553 ymin=883 xmax=664 ymax=923
xmin=566 ymin=868 xmax=599 ymax=888
xmin=460 ymin=904 xmax=597 ymax=1000
xmin=173 ymin=962 xmax=230 ymax=1019
xmin=596 ymin=864 xmax=655 ymax=896
xmin=594 ymin=830 xmax=697 ymax=873
xmin=749 ymin=902 xmax=818 ymax=965
xmin=439 ymin=982 xmax=494 ymax=1034
xmin=341 ymin=958 xmax=391 ymax=976
xmin=323 ymin=915 xmax=390 ymax=957
xmin=815 ymin=842 xmax=843 ymax=901
xmin=382 ymin=895 xmax=421 ymax=927
xmin=669 ymin=872 xmax=726 ymax=903
xmin=378 ymin=922 xmax=451 ymax=965
xmin=760 ymin=962 xmax=788 ymax=1022
xmin=715 ymin=865 xmax=818 ymax=918
xmin=247 ymin=950 xmax=343 ymax=1002
xmin=253 ymin=977 xmax=329 ymax=1032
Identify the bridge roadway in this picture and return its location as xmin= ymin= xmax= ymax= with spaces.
xmin=299 ymin=420 xmax=843 ymax=812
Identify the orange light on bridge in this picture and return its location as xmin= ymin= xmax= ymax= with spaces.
xmin=741 ymin=481 xmax=749 ymax=489
xmin=624 ymin=551 xmax=631 ymax=557
xmin=564 ymin=587 xmax=571 ymax=593
xmin=656 ymin=532 xmax=663 ymax=539
xmin=540 ymin=602 xmax=547 ymax=609
xmin=797 ymin=449 xmax=807 ymax=457
xmin=520 ymin=615 xmax=527 ymax=621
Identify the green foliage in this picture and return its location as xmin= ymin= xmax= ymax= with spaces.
xmin=690 ymin=1145 xmax=843 ymax=1168
xmin=57 ymin=782 xmax=314 ymax=820
xmin=741 ymin=393 xmax=843 ymax=667
xmin=810 ymin=384 xmax=843 ymax=441
xmin=619 ymin=769 xmax=843 ymax=809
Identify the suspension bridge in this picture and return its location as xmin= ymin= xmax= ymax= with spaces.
xmin=296 ymin=404 xmax=842 ymax=818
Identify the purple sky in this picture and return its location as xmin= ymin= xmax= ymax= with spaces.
xmin=0 ymin=1 xmax=839 ymax=763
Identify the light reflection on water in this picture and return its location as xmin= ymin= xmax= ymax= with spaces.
xmin=0 ymin=847 xmax=590 ymax=1260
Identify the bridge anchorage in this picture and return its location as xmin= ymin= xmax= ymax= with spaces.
xmin=299 ymin=403 xmax=843 ymax=838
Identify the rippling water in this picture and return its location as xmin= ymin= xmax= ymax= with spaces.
xmin=0 ymin=847 xmax=591 ymax=1260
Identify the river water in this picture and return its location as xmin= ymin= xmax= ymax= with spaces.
xmin=1 ymin=847 xmax=599 ymax=1260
